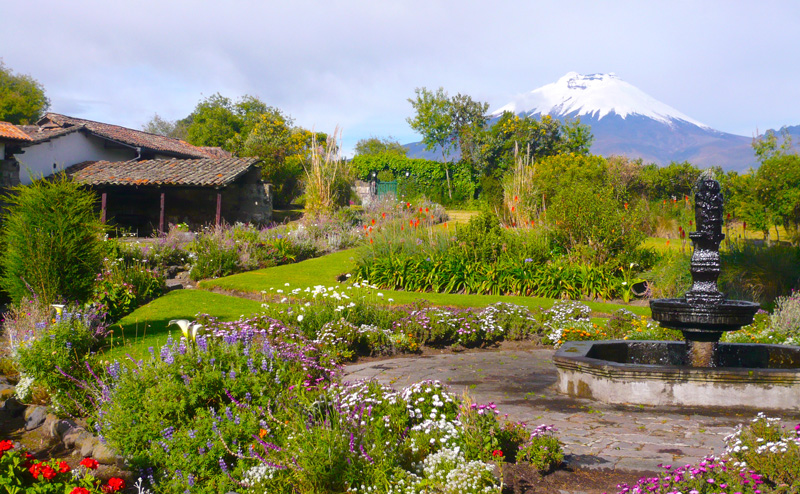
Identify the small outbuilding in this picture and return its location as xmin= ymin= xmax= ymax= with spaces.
xmin=66 ymin=157 xmax=272 ymax=235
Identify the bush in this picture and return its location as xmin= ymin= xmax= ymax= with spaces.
xmin=548 ymin=181 xmax=645 ymax=265
xmin=91 ymin=257 xmax=166 ymax=322
xmin=15 ymin=312 xmax=99 ymax=415
xmin=0 ymin=175 xmax=105 ymax=304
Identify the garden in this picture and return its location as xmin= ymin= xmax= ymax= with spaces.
xmin=1 ymin=118 xmax=800 ymax=493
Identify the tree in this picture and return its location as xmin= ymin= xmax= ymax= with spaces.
xmin=184 ymin=94 xmax=271 ymax=152
xmin=449 ymin=93 xmax=489 ymax=165
xmin=0 ymin=60 xmax=50 ymax=124
xmin=354 ymin=136 xmax=407 ymax=157
xmin=142 ymin=113 xmax=188 ymax=140
xmin=407 ymin=87 xmax=456 ymax=198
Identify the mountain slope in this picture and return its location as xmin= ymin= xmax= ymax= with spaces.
xmin=491 ymin=72 xmax=756 ymax=171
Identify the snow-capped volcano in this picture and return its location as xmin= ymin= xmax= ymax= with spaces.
xmin=492 ymin=72 xmax=710 ymax=128
xmin=487 ymin=72 xmax=756 ymax=170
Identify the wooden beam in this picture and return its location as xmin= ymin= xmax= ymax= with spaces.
xmin=159 ymin=190 xmax=165 ymax=235
xmin=100 ymin=191 xmax=107 ymax=223
xmin=216 ymin=190 xmax=222 ymax=227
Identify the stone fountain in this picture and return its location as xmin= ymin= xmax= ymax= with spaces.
xmin=554 ymin=176 xmax=800 ymax=410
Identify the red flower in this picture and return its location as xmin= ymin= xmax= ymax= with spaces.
xmin=41 ymin=465 xmax=57 ymax=480
xmin=381 ymin=212 xmax=386 ymax=218
xmin=492 ymin=449 xmax=504 ymax=458
xmin=71 ymin=488 xmax=90 ymax=494
xmin=0 ymin=440 xmax=13 ymax=452
xmin=425 ymin=208 xmax=429 ymax=213
xmin=371 ymin=219 xmax=375 ymax=225
xmin=106 ymin=477 xmax=125 ymax=492
xmin=58 ymin=461 xmax=71 ymax=473
xmin=79 ymin=458 xmax=99 ymax=470
xmin=29 ymin=463 xmax=42 ymax=479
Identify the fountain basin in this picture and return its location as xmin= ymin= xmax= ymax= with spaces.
xmin=554 ymin=340 xmax=800 ymax=410
xmin=649 ymin=298 xmax=760 ymax=333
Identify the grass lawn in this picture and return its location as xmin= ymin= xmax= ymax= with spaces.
xmin=199 ymin=247 xmax=651 ymax=316
xmin=102 ymin=290 xmax=264 ymax=361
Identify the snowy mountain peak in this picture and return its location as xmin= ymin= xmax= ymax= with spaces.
xmin=492 ymin=72 xmax=709 ymax=129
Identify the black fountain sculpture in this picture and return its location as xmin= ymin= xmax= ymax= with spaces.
xmin=649 ymin=176 xmax=760 ymax=367
xmin=553 ymin=176 xmax=800 ymax=410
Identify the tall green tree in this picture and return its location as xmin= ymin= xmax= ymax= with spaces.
xmin=449 ymin=93 xmax=489 ymax=165
xmin=407 ymin=87 xmax=457 ymax=198
xmin=184 ymin=94 xmax=271 ymax=152
xmin=0 ymin=61 xmax=50 ymax=124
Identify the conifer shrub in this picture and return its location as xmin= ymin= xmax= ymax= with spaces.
xmin=0 ymin=175 xmax=105 ymax=304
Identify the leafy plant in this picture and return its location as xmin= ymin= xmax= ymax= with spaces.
xmin=0 ymin=175 xmax=105 ymax=305
xmin=14 ymin=312 xmax=99 ymax=415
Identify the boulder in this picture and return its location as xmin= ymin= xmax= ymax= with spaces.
xmin=92 ymin=441 xmax=122 ymax=466
xmin=24 ymin=405 xmax=47 ymax=430
xmin=48 ymin=417 xmax=77 ymax=438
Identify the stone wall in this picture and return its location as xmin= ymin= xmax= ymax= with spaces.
xmin=354 ymin=179 xmax=375 ymax=206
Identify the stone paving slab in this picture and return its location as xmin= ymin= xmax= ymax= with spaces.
xmin=344 ymin=344 xmax=800 ymax=473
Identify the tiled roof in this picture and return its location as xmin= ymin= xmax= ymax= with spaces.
xmin=0 ymin=122 xmax=33 ymax=141
xmin=66 ymin=157 xmax=261 ymax=187
xmin=198 ymin=146 xmax=233 ymax=158
xmin=17 ymin=124 xmax=83 ymax=143
xmin=36 ymin=113 xmax=213 ymax=159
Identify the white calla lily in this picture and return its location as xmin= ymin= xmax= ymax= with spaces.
xmin=169 ymin=319 xmax=204 ymax=342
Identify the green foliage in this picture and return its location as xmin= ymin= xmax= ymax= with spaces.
xmin=516 ymin=425 xmax=564 ymax=472
xmin=184 ymin=93 xmax=268 ymax=150
xmin=351 ymin=152 xmax=476 ymax=205
xmin=719 ymin=242 xmax=800 ymax=307
xmin=548 ymin=181 xmax=646 ymax=265
xmin=15 ymin=314 xmax=98 ymax=415
xmin=0 ymin=60 xmax=50 ymax=124
xmin=645 ymin=251 xmax=692 ymax=298
xmin=0 ymin=441 xmax=113 ymax=494
xmin=0 ymin=175 xmax=105 ymax=305
xmin=91 ymin=257 xmax=165 ymax=322
xmin=478 ymin=113 xmax=593 ymax=179
xmin=354 ymin=136 xmax=408 ymax=157
xmin=724 ymin=413 xmax=800 ymax=490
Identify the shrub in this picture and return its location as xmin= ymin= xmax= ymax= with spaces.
xmin=14 ymin=311 xmax=99 ymax=415
xmin=547 ymin=181 xmax=646 ymax=265
xmin=0 ymin=175 xmax=105 ymax=304
xmin=304 ymin=130 xmax=352 ymax=215
xmin=91 ymin=257 xmax=165 ymax=322
xmin=516 ymin=424 xmax=563 ymax=472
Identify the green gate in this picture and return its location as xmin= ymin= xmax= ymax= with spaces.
xmin=376 ymin=180 xmax=397 ymax=198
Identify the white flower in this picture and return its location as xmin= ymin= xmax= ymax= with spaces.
xmin=285 ymin=282 xmax=290 ymax=286
xmin=297 ymin=315 xmax=304 ymax=322
xmin=377 ymin=293 xmax=384 ymax=298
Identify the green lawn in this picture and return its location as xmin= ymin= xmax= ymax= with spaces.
xmin=102 ymin=290 xmax=264 ymax=361
xmin=200 ymin=247 xmax=651 ymax=316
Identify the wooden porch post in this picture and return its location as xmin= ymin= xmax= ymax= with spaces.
xmin=159 ymin=189 xmax=165 ymax=235
xmin=216 ymin=189 xmax=222 ymax=227
xmin=100 ymin=191 xmax=107 ymax=223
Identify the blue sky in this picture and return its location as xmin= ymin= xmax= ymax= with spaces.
xmin=2 ymin=0 xmax=799 ymax=155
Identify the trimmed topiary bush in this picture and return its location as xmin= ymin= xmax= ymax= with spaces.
xmin=0 ymin=175 xmax=105 ymax=304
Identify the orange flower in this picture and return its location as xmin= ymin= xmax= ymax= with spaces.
xmin=514 ymin=195 xmax=519 ymax=202
xmin=259 ymin=428 xmax=268 ymax=438
xmin=381 ymin=212 xmax=386 ymax=218
xmin=624 ymin=202 xmax=628 ymax=210
xmin=511 ymin=206 xmax=515 ymax=212
xmin=370 ymin=238 xmax=373 ymax=244
xmin=371 ymin=219 xmax=376 ymax=225
xmin=444 ymin=222 xmax=448 ymax=228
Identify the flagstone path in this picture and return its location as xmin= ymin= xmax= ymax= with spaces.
xmin=344 ymin=342 xmax=800 ymax=474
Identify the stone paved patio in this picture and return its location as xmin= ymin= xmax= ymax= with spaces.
xmin=344 ymin=342 xmax=800 ymax=474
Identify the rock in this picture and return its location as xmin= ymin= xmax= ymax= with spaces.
xmin=80 ymin=437 xmax=97 ymax=458
xmin=0 ymin=396 xmax=25 ymax=416
xmin=47 ymin=417 xmax=76 ymax=438
xmin=24 ymin=405 xmax=47 ymax=430
xmin=92 ymin=441 xmax=122 ymax=466
xmin=63 ymin=428 xmax=93 ymax=449
xmin=0 ymin=385 xmax=14 ymax=400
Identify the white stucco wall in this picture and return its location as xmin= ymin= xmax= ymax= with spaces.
xmin=14 ymin=131 xmax=135 ymax=184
